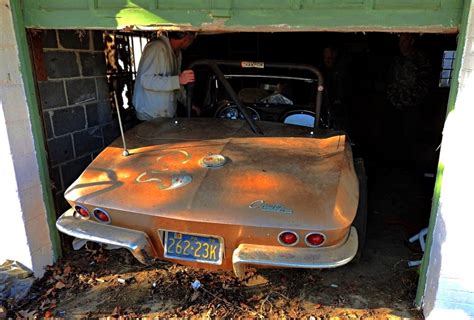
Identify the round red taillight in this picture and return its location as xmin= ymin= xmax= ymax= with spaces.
xmin=278 ymin=231 xmax=299 ymax=246
xmin=305 ymin=233 xmax=325 ymax=247
xmin=93 ymin=208 xmax=111 ymax=223
xmin=75 ymin=205 xmax=89 ymax=219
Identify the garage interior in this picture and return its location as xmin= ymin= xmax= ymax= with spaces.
xmin=30 ymin=29 xmax=457 ymax=316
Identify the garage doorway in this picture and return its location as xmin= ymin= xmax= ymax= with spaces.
xmin=31 ymin=29 xmax=456 ymax=316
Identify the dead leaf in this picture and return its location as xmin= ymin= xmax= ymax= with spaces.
xmin=247 ymin=294 xmax=264 ymax=302
xmin=112 ymin=306 xmax=122 ymax=317
xmin=44 ymin=310 xmax=53 ymax=318
xmin=55 ymin=281 xmax=66 ymax=289
xmin=63 ymin=265 xmax=72 ymax=276
xmin=44 ymin=287 xmax=55 ymax=297
xmin=190 ymin=290 xmax=200 ymax=302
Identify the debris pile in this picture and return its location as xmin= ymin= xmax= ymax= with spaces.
xmin=0 ymin=260 xmax=35 ymax=317
xmin=8 ymin=245 xmax=421 ymax=318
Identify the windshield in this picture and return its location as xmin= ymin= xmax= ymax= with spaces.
xmin=188 ymin=60 xmax=324 ymax=134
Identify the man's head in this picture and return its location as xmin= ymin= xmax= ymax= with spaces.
xmin=168 ymin=31 xmax=197 ymax=50
xmin=322 ymin=46 xmax=338 ymax=69
xmin=398 ymin=33 xmax=415 ymax=56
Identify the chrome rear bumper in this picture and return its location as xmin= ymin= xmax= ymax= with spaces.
xmin=56 ymin=209 xmax=156 ymax=264
xmin=232 ymin=226 xmax=358 ymax=278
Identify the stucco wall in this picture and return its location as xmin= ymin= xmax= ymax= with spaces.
xmin=0 ymin=0 xmax=53 ymax=277
xmin=423 ymin=2 xmax=474 ymax=319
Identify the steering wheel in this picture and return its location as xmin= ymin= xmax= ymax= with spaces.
xmin=215 ymin=103 xmax=260 ymax=121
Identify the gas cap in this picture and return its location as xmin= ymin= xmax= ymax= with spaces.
xmin=200 ymin=154 xmax=227 ymax=168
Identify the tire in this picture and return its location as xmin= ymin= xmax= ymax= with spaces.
xmin=352 ymin=158 xmax=368 ymax=262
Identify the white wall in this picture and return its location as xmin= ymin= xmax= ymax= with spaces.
xmin=423 ymin=3 xmax=474 ymax=319
xmin=0 ymin=0 xmax=54 ymax=277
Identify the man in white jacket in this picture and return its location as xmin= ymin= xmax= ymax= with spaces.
xmin=132 ymin=31 xmax=196 ymax=120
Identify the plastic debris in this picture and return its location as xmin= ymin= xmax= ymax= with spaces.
xmin=0 ymin=260 xmax=35 ymax=303
xmin=0 ymin=305 xmax=7 ymax=317
xmin=72 ymin=238 xmax=88 ymax=250
xmin=330 ymin=284 xmax=338 ymax=288
xmin=191 ymin=279 xmax=202 ymax=290
xmin=117 ymin=276 xmax=135 ymax=284
xmin=408 ymin=227 xmax=428 ymax=267
xmin=408 ymin=260 xmax=422 ymax=267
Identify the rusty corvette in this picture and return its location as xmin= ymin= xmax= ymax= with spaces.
xmin=56 ymin=60 xmax=367 ymax=277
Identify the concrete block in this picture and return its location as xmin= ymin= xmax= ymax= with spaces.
xmin=55 ymin=191 xmax=71 ymax=214
xmin=96 ymin=77 xmax=110 ymax=100
xmin=93 ymin=31 xmax=105 ymax=51
xmin=437 ymin=285 xmax=474 ymax=306
xmin=31 ymin=246 xmax=54 ymax=278
xmin=50 ymin=106 xmax=86 ymax=136
xmin=6 ymin=119 xmax=34 ymax=157
xmin=86 ymin=100 xmax=112 ymax=127
xmin=66 ymin=78 xmax=96 ymax=105
xmin=80 ymin=52 xmax=107 ymax=77
xmin=19 ymin=184 xmax=47 ymax=222
xmin=60 ymin=155 xmax=93 ymax=188
xmin=0 ymin=1 xmax=16 ymax=47
xmin=58 ymin=30 xmax=90 ymax=50
xmin=73 ymin=127 xmax=104 ymax=158
xmin=0 ymin=47 xmax=23 ymax=85
xmin=44 ymin=51 xmax=80 ymax=79
xmin=428 ymin=307 xmax=474 ymax=320
xmin=47 ymin=135 xmax=74 ymax=166
xmin=42 ymin=111 xmax=53 ymax=139
xmin=102 ymin=120 xmax=121 ymax=146
xmin=50 ymin=165 xmax=62 ymax=193
xmin=11 ymin=152 xmax=41 ymax=191
xmin=24 ymin=214 xmax=51 ymax=253
xmin=0 ymin=84 xmax=29 ymax=123
xmin=38 ymin=80 xmax=66 ymax=110
xmin=42 ymin=30 xmax=58 ymax=49
xmin=458 ymin=69 xmax=472 ymax=87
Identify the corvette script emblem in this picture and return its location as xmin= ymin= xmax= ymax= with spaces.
xmin=249 ymin=200 xmax=293 ymax=214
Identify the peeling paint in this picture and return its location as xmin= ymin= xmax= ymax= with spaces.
xmin=22 ymin=1 xmax=462 ymax=33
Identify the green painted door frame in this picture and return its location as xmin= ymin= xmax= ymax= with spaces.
xmin=415 ymin=0 xmax=472 ymax=307
xmin=10 ymin=0 xmax=62 ymax=259
xmin=22 ymin=0 xmax=462 ymax=33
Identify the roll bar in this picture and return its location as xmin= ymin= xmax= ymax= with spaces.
xmin=187 ymin=60 xmax=325 ymax=133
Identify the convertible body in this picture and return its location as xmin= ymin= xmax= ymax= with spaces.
xmin=57 ymin=118 xmax=360 ymax=277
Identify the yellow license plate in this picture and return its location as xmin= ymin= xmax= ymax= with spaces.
xmin=164 ymin=231 xmax=223 ymax=265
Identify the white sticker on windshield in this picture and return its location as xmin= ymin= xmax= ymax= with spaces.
xmin=241 ymin=61 xmax=265 ymax=69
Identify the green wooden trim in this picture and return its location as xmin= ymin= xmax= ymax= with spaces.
xmin=415 ymin=0 xmax=472 ymax=307
xmin=10 ymin=0 xmax=62 ymax=260
xmin=22 ymin=0 xmax=462 ymax=32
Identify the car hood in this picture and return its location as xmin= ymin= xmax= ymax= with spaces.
xmin=65 ymin=119 xmax=358 ymax=230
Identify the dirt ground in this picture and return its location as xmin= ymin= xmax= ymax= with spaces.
xmin=9 ymin=166 xmax=431 ymax=319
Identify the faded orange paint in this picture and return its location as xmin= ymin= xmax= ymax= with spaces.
xmin=64 ymin=118 xmax=358 ymax=271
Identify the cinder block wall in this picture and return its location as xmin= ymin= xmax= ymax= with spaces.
xmin=423 ymin=3 xmax=474 ymax=319
xmin=37 ymin=30 xmax=119 ymax=213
